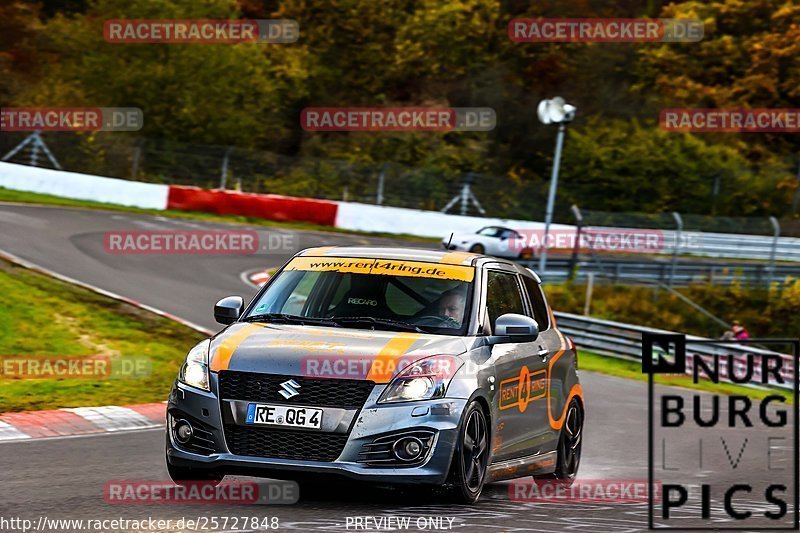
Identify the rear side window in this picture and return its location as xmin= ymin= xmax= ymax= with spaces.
xmin=522 ymin=276 xmax=551 ymax=330
xmin=485 ymin=271 xmax=525 ymax=329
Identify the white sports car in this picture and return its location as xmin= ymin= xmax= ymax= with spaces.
xmin=442 ymin=226 xmax=534 ymax=260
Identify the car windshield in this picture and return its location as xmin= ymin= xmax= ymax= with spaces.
xmin=245 ymin=256 xmax=475 ymax=335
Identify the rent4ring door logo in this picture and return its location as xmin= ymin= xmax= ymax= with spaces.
xmin=644 ymin=333 xmax=800 ymax=530
xmin=499 ymin=366 xmax=547 ymax=412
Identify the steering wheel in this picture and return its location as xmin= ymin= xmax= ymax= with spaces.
xmin=414 ymin=315 xmax=462 ymax=328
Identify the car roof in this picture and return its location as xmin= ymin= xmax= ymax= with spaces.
xmin=479 ymin=225 xmax=515 ymax=232
xmin=296 ymin=246 xmax=541 ymax=282
xmin=298 ymin=246 xmax=479 ymax=265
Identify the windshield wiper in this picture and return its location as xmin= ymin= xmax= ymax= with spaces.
xmin=242 ymin=313 xmax=341 ymax=327
xmin=330 ymin=316 xmax=429 ymax=333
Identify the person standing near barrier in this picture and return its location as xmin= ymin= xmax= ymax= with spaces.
xmin=731 ymin=320 xmax=750 ymax=340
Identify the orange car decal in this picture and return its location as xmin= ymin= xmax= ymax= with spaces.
xmin=299 ymin=246 xmax=335 ymax=256
xmin=546 ymin=329 xmax=584 ymax=430
xmin=439 ymin=251 xmax=475 ymax=265
xmin=209 ymin=323 xmax=265 ymax=372
xmin=365 ymin=332 xmax=421 ymax=383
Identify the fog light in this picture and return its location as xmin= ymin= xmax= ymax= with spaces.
xmin=174 ymin=420 xmax=193 ymax=444
xmin=393 ymin=437 xmax=424 ymax=461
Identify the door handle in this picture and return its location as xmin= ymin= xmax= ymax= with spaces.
xmin=536 ymin=348 xmax=549 ymax=359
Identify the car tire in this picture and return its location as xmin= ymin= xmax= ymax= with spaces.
xmin=469 ymin=244 xmax=485 ymax=254
xmin=535 ymin=398 xmax=583 ymax=486
xmin=445 ymin=401 xmax=490 ymax=504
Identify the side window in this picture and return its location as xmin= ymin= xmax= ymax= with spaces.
xmin=522 ymin=276 xmax=551 ymax=330
xmin=485 ymin=271 xmax=525 ymax=329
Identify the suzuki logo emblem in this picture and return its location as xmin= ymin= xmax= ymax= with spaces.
xmin=278 ymin=379 xmax=301 ymax=399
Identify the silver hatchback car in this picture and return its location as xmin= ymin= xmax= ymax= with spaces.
xmin=166 ymin=246 xmax=584 ymax=503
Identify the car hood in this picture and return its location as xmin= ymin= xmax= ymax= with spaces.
xmin=208 ymin=322 xmax=471 ymax=383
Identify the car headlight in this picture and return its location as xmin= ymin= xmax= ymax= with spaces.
xmin=378 ymin=355 xmax=463 ymax=403
xmin=179 ymin=339 xmax=210 ymax=391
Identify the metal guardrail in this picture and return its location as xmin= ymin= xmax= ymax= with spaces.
xmin=659 ymin=230 xmax=800 ymax=262
xmin=553 ymin=311 xmax=795 ymax=390
xmin=572 ymin=207 xmax=800 ymax=263
xmin=524 ymin=258 xmax=800 ymax=286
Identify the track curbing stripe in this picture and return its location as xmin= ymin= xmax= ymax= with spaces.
xmin=0 ymin=420 xmax=32 ymax=441
xmin=62 ymin=406 xmax=160 ymax=432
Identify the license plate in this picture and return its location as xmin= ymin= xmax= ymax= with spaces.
xmin=245 ymin=403 xmax=323 ymax=429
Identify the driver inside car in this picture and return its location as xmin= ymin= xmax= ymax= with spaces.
xmin=437 ymin=288 xmax=466 ymax=326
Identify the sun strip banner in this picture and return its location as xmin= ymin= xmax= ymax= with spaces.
xmin=284 ymin=257 xmax=475 ymax=282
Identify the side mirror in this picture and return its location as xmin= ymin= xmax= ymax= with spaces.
xmin=487 ymin=313 xmax=539 ymax=344
xmin=214 ymin=296 xmax=244 ymax=325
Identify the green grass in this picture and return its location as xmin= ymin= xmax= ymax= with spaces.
xmin=580 ymin=350 xmax=793 ymax=403
xmin=0 ymin=259 xmax=207 ymax=412
xmin=0 ymin=187 xmax=437 ymax=243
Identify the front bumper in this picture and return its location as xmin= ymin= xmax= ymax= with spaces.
xmin=166 ymin=380 xmax=468 ymax=485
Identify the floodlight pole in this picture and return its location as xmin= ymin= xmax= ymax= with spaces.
xmin=538 ymin=123 xmax=566 ymax=275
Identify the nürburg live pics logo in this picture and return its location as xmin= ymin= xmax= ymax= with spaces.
xmin=644 ymin=332 xmax=800 ymax=530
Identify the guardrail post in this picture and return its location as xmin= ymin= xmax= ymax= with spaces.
xmin=219 ymin=147 xmax=232 ymax=190
xmin=376 ymin=164 xmax=386 ymax=205
xmin=569 ymin=205 xmax=583 ymax=280
xmin=583 ymin=273 xmax=595 ymax=315
xmin=669 ymin=212 xmax=683 ymax=288
xmin=131 ymin=142 xmax=142 ymax=180
xmin=767 ymin=216 xmax=780 ymax=288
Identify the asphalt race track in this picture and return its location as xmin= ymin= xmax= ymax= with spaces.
xmin=0 ymin=203 xmax=795 ymax=532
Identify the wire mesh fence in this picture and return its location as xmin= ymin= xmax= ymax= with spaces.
xmin=0 ymin=131 xmax=554 ymax=217
xmin=0 ymin=131 xmax=797 ymax=234
xmin=578 ymin=208 xmax=800 ymax=239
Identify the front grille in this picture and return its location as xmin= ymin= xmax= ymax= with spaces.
xmin=225 ymin=425 xmax=349 ymax=461
xmin=218 ymin=371 xmax=374 ymax=408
